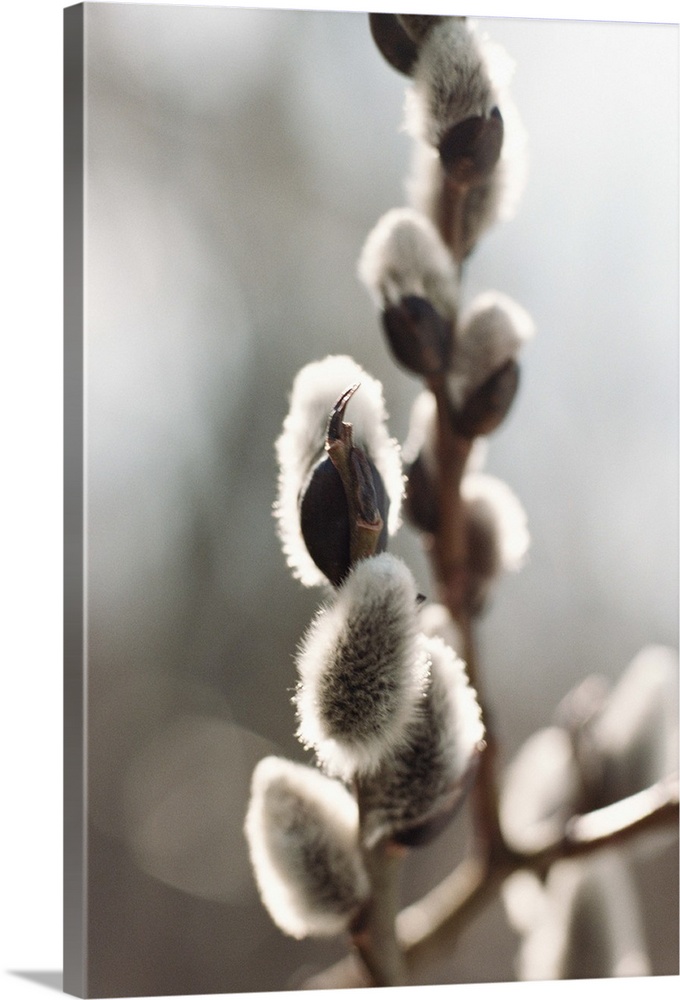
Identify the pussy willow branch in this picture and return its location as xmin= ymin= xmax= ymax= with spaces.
xmin=425 ymin=378 xmax=506 ymax=864
xmin=299 ymin=18 xmax=672 ymax=987
xmin=303 ymin=774 xmax=679 ymax=990
xmin=303 ymin=375 xmax=679 ymax=990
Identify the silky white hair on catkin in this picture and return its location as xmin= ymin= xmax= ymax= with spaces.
xmin=401 ymin=389 xmax=438 ymax=481
xmin=274 ymin=355 xmax=403 ymax=587
xmin=295 ymin=553 xmax=427 ymax=780
xmin=244 ymin=756 xmax=369 ymax=939
xmin=357 ymin=207 xmax=458 ymax=319
xmin=417 ymin=601 xmax=464 ymax=655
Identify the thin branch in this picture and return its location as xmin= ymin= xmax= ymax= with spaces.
xmin=532 ymin=772 xmax=680 ymax=870
xmin=424 ymin=374 xmax=473 ymax=617
xmin=302 ymin=774 xmax=678 ymax=989
xmin=402 ymin=773 xmax=679 ymax=977
xmin=351 ymin=841 xmax=406 ymax=987
xmin=400 ymin=854 xmax=497 ymax=973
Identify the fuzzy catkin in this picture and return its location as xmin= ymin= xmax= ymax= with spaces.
xmin=461 ymin=471 xmax=530 ymax=610
xmin=404 ymin=21 xmax=528 ymax=253
xmin=360 ymin=633 xmax=484 ymax=847
xmin=244 ymin=756 xmax=369 ymax=939
xmin=274 ymin=355 xmax=403 ymax=587
xmin=404 ymin=19 xmax=496 ymax=149
xmin=447 ymin=290 xmax=535 ymax=410
xmin=358 ymin=207 xmax=458 ymax=320
xmin=590 ymin=645 xmax=679 ymax=805
xmin=295 ymin=553 xmax=426 ymax=780
xmin=417 ymin=601 xmax=464 ymax=656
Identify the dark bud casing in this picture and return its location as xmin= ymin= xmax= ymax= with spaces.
xmin=390 ymin=750 xmax=481 ymax=847
xmin=368 ymin=13 xmax=420 ymax=76
xmin=403 ymin=452 xmax=439 ymax=534
xmin=439 ymin=108 xmax=504 ymax=185
xmin=382 ymin=295 xmax=453 ymax=377
xmin=299 ymin=453 xmax=389 ymax=587
xmin=451 ymin=357 xmax=520 ymax=439
xmin=396 ymin=14 xmax=443 ymax=44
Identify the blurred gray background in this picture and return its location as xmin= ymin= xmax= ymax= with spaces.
xmin=80 ymin=4 xmax=678 ymax=995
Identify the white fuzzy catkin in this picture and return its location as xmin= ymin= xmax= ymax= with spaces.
xmin=244 ymin=756 xmax=369 ymax=939
xmin=357 ymin=207 xmax=458 ymax=319
xmin=447 ymin=290 xmax=535 ymax=410
xmin=417 ymin=602 xmax=463 ymax=656
xmin=401 ymin=389 xmax=438 ymax=474
xmin=462 ymin=471 xmax=530 ymax=577
xmin=499 ymin=725 xmax=583 ymax=854
xmin=590 ymin=645 xmax=679 ymax=804
xmin=274 ymin=355 xmax=403 ymax=587
xmin=295 ymin=553 xmax=426 ymax=780
xmin=404 ymin=22 xmax=528 ymax=247
xmin=404 ymin=19 xmax=496 ymax=149
xmin=360 ymin=633 xmax=484 ymax=847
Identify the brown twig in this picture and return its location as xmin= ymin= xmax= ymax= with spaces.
xmin=534 ymin=772 xmax=680 ymax=871
xmin=425 ymin=374 xmax=473 ymax=617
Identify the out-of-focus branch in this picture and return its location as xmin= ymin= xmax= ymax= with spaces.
xmin=536 ymin=772 xmax=680 ymax=870
xmin=303 ymin=773 xmax=678 ymax=989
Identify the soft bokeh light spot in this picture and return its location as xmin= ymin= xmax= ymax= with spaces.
xmin=123 ymin=716 xmax=276 ymax=902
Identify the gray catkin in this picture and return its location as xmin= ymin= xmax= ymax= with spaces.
xmin=360 ymin=634 xmax=484 ymax=846
xmin=244 ymin=756 xmax=369 ymax=939
xmin=295 ymin=553 xmax=426 ymax=779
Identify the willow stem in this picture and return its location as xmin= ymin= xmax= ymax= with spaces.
xmin=426 ymin=374 xmax=473 ymax=616
xmin=437 ymin=176 xmax=471 ymax=269
xmin=352 ymin=783 xmax=406 ymax=986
